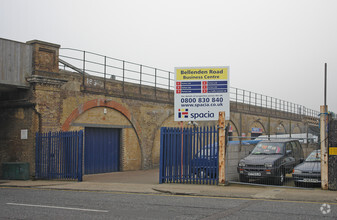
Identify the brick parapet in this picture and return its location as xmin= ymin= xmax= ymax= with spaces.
xmin=26 ymin=40 xmax=60 ymax=74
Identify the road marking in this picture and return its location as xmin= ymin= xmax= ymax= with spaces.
xmin=6 ymin=203 xmax=108 ymax=213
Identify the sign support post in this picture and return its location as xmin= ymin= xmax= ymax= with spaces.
xmin=218 ymin=111 xmax=226 ymax=185
xmin=180 ymin=121 xmax=183 ymax=180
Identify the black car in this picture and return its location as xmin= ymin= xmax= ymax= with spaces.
xmin=292 ymin=150 xmax=321 ymax=187
xmin=237 ymin=140 xmax=304 ymax=185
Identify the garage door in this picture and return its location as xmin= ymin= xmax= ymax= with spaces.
xmin=84 ymin=127 xmax=120 ymax=174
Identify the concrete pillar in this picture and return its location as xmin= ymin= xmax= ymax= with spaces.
xmin=320 ymin=105 xmax=329 ymax=190
xmin=328 ymin=119 xmax=337 ymax=190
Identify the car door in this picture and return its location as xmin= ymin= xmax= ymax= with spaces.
xmin=284 ymin=142 xmax=295 ymax=173
xmin=291 ymin=141 xmax=300 ymax=165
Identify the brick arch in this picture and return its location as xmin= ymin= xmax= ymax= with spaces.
xmin=292 ymin=124 xmax=302 ymax=134
xmin=276 ymin=123 xmax=287 ymax=134
xmin=228 ymin=119 xmax=240 ymax=137
xmin=61 ymin=98 xmax=142 ymax=140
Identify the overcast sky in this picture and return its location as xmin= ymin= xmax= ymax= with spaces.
xmin=1 ymin=0 xmax=336 ymax=112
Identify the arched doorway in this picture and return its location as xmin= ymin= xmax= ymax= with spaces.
xmin=62 ymin=99 xmax=142 ymax=172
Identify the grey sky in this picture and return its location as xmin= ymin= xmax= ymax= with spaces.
xmin=1 ymin=0 xmax=336 ymax=112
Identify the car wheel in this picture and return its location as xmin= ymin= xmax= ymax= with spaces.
xmin=274 ymin=168 xmax=285 ymax=185
xmin=239 ymin=174 xmax=248 ymax=182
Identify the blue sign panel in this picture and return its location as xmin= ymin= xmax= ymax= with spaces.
xmin=208 ymin=89 xmax=227 ymax=93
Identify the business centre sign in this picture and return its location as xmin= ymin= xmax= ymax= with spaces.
xmin=174 ymin=66 xmax=230 ymax=121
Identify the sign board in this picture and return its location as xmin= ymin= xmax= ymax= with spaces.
xmin=330 ymin=147 xmax=337 ymax=156
xmin=21 ymin=129 xmax=28 ymax=139
xmin=251 ymin=127 xmax=263 ymax=133
xmin=174 ymin=66 xmax=230 ymax=121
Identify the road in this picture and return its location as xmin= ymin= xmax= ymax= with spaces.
xmin=0 ymin=187 xmax=335 ymax=219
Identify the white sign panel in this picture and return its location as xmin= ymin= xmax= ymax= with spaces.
xmin=21 ymin=129 xmax=28 ymax=139
xmin=174 ymin=66 xmax=230 ymax=121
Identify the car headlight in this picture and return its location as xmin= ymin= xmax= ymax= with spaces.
xmin=264 ymin=163 xmax=273 ymax=168
xmin=293 ymin=169 xmax=302 ymax=174
xmin=238 ymin=162 xmax=246 ymax=167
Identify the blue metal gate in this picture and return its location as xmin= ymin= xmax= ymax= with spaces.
xmin=35 ymin=131 xmax=83 ymax=181
xmin=84 ymin=127 xmax=120 ymax=174
xmin=159 ymin=126 xmax=218 ymax=184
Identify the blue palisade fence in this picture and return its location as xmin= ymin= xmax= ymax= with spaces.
xmin=160 ymin=126 xmax=218 ymax=185
xmin=35 ymin=130 xmax=83 ymax=181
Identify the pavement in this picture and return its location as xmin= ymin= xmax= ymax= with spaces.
xmin=1 ymin=169 xmax=337 ymax=204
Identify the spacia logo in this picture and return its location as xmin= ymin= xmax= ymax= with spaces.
xmin=191 ymin=111 xmax=215 ymax=119
xmin=178 ymin=109 xmax=188 ymax=118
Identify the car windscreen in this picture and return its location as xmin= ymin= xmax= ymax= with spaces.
xmin=305 ymin=151 xmax=320 ymax=162
xmin=251 ymin=142 xmax=284 ymax=155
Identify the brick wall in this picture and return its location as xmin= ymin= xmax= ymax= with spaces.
xmin=0 ymin=39 xmax=320 ymax=180
xmin=0 ymin=107 xmax=39 ymax=178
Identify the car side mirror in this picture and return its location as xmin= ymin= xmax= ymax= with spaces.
xmin=248 ymin=150 xmax=252 ymax=155
xmin=299 ymin=158 xmax=304 ymax=163
xmin=286 ymin=150 xmax=292 ymax=156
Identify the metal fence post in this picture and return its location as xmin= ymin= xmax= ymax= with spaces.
xmin=122 ymin=61 xmax=125 ymax=94
xmin=104 ymin=56 xmax=106 ymax=90
xmin=249 ymin=91 xmax=251 ymax=111
xmin=47 ymin=131 xmax=51 ymax=179
xmin=35 ymin=132 xmax=39 ymax=179
xmin=255 ymin=93 xmax=257 ymax=107
xmin=155 ymin=68 xmax=157 ymax=98
xmin=78 ymin=130 xmax=83 ymax=182
xmin=168 ymin=71 xmax=171 ymax=99
xmin=139 ymin=65 xmax=142 ymax=95
xmin=82 ymin=51 xmax=86 ymax=88
xmin=236 ymin=88 xmax=238 ymax=109
xmin=159 ymin=127 xmax=165 ymax=184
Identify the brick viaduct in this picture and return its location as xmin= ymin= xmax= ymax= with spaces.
xmin=0 ymin=39 xmax=319 ymax=177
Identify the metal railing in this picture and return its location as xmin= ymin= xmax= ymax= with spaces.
xmin=59 ymin=48 xmax=319 ymax=118
xmin=230 ymin=87 xmax=320 ymax=118
xmin=59 ymin=48 xmax=174 ymax=92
